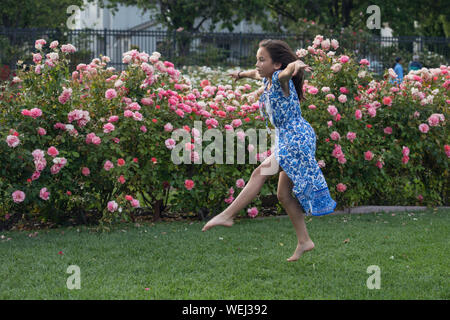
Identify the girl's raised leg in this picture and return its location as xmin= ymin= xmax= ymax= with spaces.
xmin=277 ymin=171 xmax=315 ymax=261
xmin=202 ymin=153 xmax=280 ymax=231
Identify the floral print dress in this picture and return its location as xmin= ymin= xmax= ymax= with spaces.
xmin=259 ymin=70 xmax=337 ymax=216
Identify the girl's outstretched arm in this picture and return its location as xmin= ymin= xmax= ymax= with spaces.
xmin=229 ymin=69 xmax=262 ymax=81
xmin=278 ymin=60 xmax=312 ymax=83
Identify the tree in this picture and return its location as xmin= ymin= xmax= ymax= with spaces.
xmin=89 ymin=0 xmax=266 ymax=32
xmin=258 ymin=0 xmax=449 ymax=37
xmin=89 ymin=0 xmax=266 ymax=63
xmin=0 ymin=0 xmax=86 ymax=29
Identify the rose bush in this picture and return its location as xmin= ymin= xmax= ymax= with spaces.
xmin=0 ymin=39 xmax=274 ymax=228
xmin=297 ymin=35 xmax=449 ymax=207
xmin=0 ymin=35 xmax=448 ymax=230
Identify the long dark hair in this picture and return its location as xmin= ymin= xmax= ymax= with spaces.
xmin=259 ymin=39 xmax=305 ymax=101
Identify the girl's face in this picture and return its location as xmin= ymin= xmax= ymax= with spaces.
xmin=255 ymin=47 xmax=281 ymax=79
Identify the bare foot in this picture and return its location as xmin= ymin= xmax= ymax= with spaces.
xmin=201 ymin=213 xmax=234 ymax=231
xmin=286 ymin=240 xmax=315 ymax=262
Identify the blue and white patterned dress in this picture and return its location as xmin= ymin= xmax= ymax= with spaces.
xmin=259 ymin=70 xmax=337 ymax=216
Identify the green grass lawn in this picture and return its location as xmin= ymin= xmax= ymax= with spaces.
xmin=1 ymin=208 xmax=449 ymax=300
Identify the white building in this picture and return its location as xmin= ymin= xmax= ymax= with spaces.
xmin=71 ymin=0 xmax=270 ymax=67
xmin=74 ymin=0 xmax=265 ymax=32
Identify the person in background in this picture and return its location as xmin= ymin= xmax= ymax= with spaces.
xmin=390 ymin=57 xmax=404 ymax=84
xmin=409 ymin=55 xmax=423 ymax=72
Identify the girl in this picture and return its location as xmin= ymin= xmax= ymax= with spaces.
xmin=202 ymin=39 xmax=337 ymax=262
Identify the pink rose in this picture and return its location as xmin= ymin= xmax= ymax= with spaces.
xmin=355 ymin=109 xmax=362 ymax=120
xmin=185 ymin=179 xmax=195 ymax=190
xmin=39 ymin=188 xmax=50 ymax=201
xmin=231 ymin=119 xmax=242 ymax=128
xmin=339 ymin=87 xmax=349 ymax=94
xmin=103 ymin=123 xmax=115 ymax=133
xmin=418 ymin=123 xmax=429 ymax=133
xmin=367 ymin=107 xmax=376 ymax=118
xmin=364 ymin=151 xmax=374 ymax=161
xmin=33 ymin=53 xmax=42 ymax=64
xmin=47 ymin=146 xmax=59 ymax=157
xmin=359 ymin=59 xmax=370 ymax=66
xmin=236 ymin=131 xmax=246 ymax=141
xmin=31 ymin=171 xmax=41 ymax=181
xmin=165 ymin=138 xmax=176 ymax=150
xmin=140 ymin=125 xmax=147 ymax=133
xmin=92 ymin=136 xmax=101 ymax=145
xmin=105 ymin=88 xmax=117 ymax=100
xmin=175 ymin=109 xmax=185 ymax=118
xmin=6 ymin=135 xmax=20 ymax=148
xmin=321 ymin=39 xmax=330 ymax=50
xmin=58 ymin=88 xmax=72 ymax=104
xmin=427 ymin=114 xmax=441 ymax=127
xmin=12 ymin=190 xmax=25 ymax=203
xmin=338 ymin=95 xmax=347 ymax=103
xmin=388 ymin=68 xmax=397 ymax=79
xmin=141 ymin=97 xmax=154 ymax=106
xmin=82 ymin=167 xmax=90 ymax=176
xmin=30 ymin=108 xmax=43 ymax=119
xmin=224 ymin=196 xmax=235 ymax=204
xmin=330 ymin=39 xmax=339 ymax=50
xmin=247 ymin=207 xmax=259 ymax=218
xmin=332 ymin=144 xmax=344 ymax=159
xmin=444 ymin=145 xmax=450 ymax=158
xmin=382 ymin=96 xmax=392 ymax=106
xmin=336 ymin=183 xmax=347 ymax=192
xmin=104 ymin=160 xmax=114 ymax=171
xmin=327 ymin=105 xmax=338 ymax=116
xmin=108 ymin=115 xmax=119 ymax=122
xmin=35 ymin=39 xmax=46 ymax=50
xmin=331 ymin=63 xmax=342 ymax=72
xmin=131 ymin=199 xmax=140 ymax=208
xmin=307 ymin=87 xmax=319 ymax=95
xmin=61 ymin=44 xmax=76 ymax=53
xmin=339 ymin=55 xmax=349 ymax=63
xmin=37 ymin=127 xmax=46 ymax=136
xmin=330 ymin=131 xmax=341 ymax=141
xmin=326 ymin=94 xmax=335 ymax=100
xmin=50 ymin=40 xmax=59 ymax=49
xmin=133 ymin=112 xmax=143 ymax=121
xmin=107 ymin=201 xmax=118 ymax=212
xmin=384 ymin=127 xmax=393 ymax=134
xmin=402 ymin=146 xmax=410 ymax=156
xmin=164 ymin=123 xmax=173 ymax=132
xmin=346 ymin=132 xmax=356 ymax=142
xmin=308 ymin=104 xmax=316 ymax=110
xmin=236 ymin=178 xmax=245 ymax=188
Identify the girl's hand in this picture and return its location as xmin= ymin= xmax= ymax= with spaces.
xmin=292 ymin=60 xmax=313 ymax=76
xmin=229 ymin=70 xmax=241 ymax=82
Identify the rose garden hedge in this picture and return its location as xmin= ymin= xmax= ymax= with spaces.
xmin=0 ymin=36 xmax=448 ymax=229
